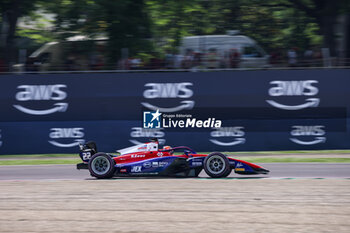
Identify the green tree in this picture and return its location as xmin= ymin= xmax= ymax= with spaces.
xmin=2 ymin=0 xmax=349 ymax=71
xmin=0 ymin=0 xmax=39 ymax=70
xmin=145 ymin=0 xmax=322 ymax=54
xmin=44 ymin=0 xmax=151 ymax=63
xmin=146 ymin=0 xmax=350 ymax=58
xmin=267 ymin=0 xmax=350 ymax=56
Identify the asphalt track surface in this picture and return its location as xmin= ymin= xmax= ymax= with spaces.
xmin=1 ymin=164 xmax=350 ymax=233
xmin=0 ymin=163 xmax=350 ymax=180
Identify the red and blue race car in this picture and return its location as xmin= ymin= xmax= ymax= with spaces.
xmin=77 ymin=139 xmax=269 ymax=179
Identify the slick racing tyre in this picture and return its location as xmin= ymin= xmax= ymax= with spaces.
xmin=88 ymin=153 xmax=116 ymax=179
xmin=203 ymin=152 xmax=231 ymax=178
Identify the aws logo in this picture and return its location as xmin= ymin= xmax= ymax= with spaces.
xmin=129 ymin=127 xmax=165 ymax=145
xmin=209 ymin=127 xmax=245 ymax=146
xmin=13 ymin=84 xmax=68 ymax=115
xmin=266 ymin=80 xmax=319 ymax=110
xmin=141 ymin=82 xmax=195 ymax=112
xmin=48 ymin=127 xmax=85 ymax=148
xmin=290 ymin=125 xmax=326 ymax=145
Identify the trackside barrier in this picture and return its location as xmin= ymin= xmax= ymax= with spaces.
xmin=0 ymin=69 xmax=349 ymax=154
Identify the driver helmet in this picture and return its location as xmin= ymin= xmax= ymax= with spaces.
xmin=163 ymin=145 xmax=174 ymax=155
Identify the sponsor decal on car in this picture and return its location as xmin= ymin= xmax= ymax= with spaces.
xmin=120 ymin=169 xmax=127 ymax=173
xmin=192 ymin=162 xmax=202 ymax=166
xmin=266 ymin=80 xmax=319 ymax=110
xmin=131 ymin=154 xmax=146 ymax=158
xmin=289 ymin=125 xmax=326 ymax=145
xmin=210 ymin=127 xmax=245 ymax=146
xmin=131 ymin=166 xmax=142 ymax=173
xmin=143 ymin=162 xmax=152 ymax=168
xmin=188 ymin=158 xmax=203 ymax=166
xmin=137 ymin=145 xmax=147 ymax=150
xmin=142 ymin=82 xmax=195 ymax=113
xmin=13 ymin=84 xmax=68 ymax=115
xmin=152 ymin=162 xmax=158 ymax=167
xmin=235 ymin=168 xmax=245 ymax=172
xmin=158 ymin=161 xmax=168 ymax=167
xmin=48 ymin=127 xmax=85 ymax=148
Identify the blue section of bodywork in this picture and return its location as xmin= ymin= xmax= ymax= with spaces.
xmin=115 ymin=156 xmax=178 ymax=174
xmin=233 ymin=160 xmax=255 ymax=173
xmin=187 ymin=157 xmax=205 ymax=168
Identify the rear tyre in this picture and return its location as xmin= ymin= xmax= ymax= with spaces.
xmin=88 ymin=153 xmax=116 ymax=179
xmin=203 ymin=152 xmax=231 ymax=178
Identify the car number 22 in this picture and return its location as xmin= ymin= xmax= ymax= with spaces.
xmin=82 ymin=152 xmax=92 ymax=160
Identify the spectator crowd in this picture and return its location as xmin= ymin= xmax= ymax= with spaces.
xmin=0 ymin=46 xmax=345 ymax=73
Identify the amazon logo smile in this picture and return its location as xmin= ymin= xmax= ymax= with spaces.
xmin=266 ymin=80 xmax=320 ymax=110
xmin=142 ymin=82 xmax=195 ymax=112
xmin=289 ymin=125 xmax=326 ymax=145
xmin=48 ymin=139 xmax=85 ymax=148
xmin=13 ymin=103 xmax=68 ymax=115
xmin=209 ymin=127 xmax=246 ymax=146
xmin=13 ymin=84 xmax=68 ymax=115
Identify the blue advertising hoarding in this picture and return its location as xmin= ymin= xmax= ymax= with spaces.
xmin=0 ymin=69 xmax=349 ymax=154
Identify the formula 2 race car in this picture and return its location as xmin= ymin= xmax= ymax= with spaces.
xmin=77 ymin=139 xmax=269 ymax=179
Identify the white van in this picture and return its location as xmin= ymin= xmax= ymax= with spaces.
xmin=180 ymin=34 xmax=269 ymax=68
xmin=28 ymin=36 xmax=107 ymax=71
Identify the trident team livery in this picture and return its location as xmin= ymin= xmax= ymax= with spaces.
xmin=76 ymin=139 xmax=269 ymax=179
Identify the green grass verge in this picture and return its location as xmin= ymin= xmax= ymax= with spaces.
xmin=0 ymin=159 xmax=81 ymax=166
xmin=235 ymin=157 xmax=350 ymax=163
xmin=0 ymin=157 xmax=350 ymax=166
xmin=0 ymin=154 xmax=77 ymax=159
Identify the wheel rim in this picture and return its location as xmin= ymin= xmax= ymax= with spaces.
xmin=91 ymin=156 xmax=110 ymax=175
xmin=207 ymin=155 xmax=225 ymax=175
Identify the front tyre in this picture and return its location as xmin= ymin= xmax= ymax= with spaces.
xmin=203 ymin=152 xmax=231 ymax=178
xmin=88 ymin=153 xmax=116 ymax=179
